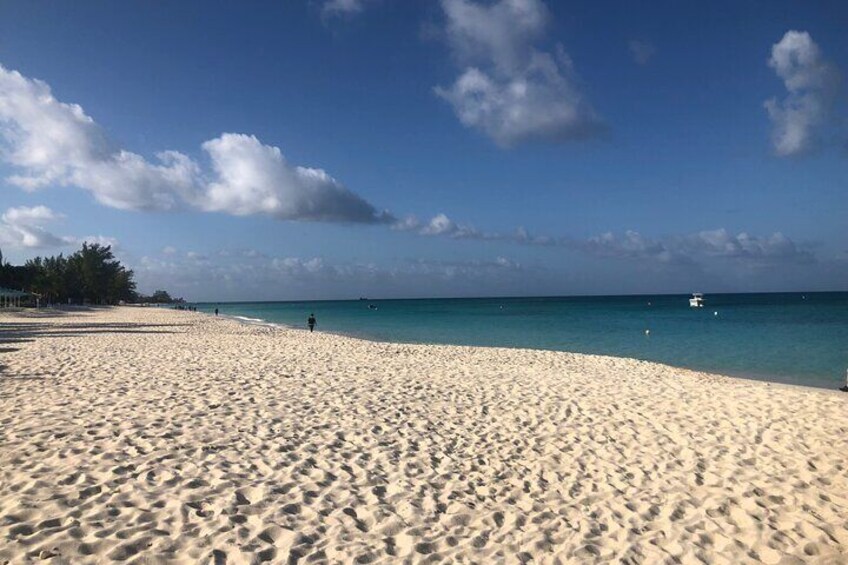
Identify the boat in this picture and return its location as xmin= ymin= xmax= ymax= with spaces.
xmin=689 ymin=293 xmax=705 ymax=308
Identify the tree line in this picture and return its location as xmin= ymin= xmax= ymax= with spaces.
xmin=0 ymin=243 xmax=179 ymax=305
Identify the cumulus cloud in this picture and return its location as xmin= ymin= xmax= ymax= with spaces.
xmin=0 ymin=205 xmax=120 ymax=251
xmin=0 ymin=205 xmax=69 ymax=248
xmin=397 ymin=213 xmax=560 ymax=246
xmin=2 ymin=205 xmax=62 ymax=225
xmin=764 ymin=31 xmax=840 ymax=157
xmin=419 ymin=213 xmax=456 ymax=236
xmin=199 ymin=134 xmax=388 ymax=222
xmin=395 ymin=212 xmax=497 ymax=240
xmin=628 ymin=40 xmax=655 ymax=65
xmin=0 ymin=205 xmax=73 ymax=249
xmin=418 ymin=213 xmax=482 ymax=238
xmin=0 ymin=72 xmax=108 ymax=191
xmin=583 ymin=230 xmax=680 ymax=263
xmin=0 ymin=64 xmax=390 ymax=223
xmin=435 ymin=0 xmax=603 ymax=146
xmin=390 ymin=215 xmax=422 ymax=232
xmin=440 ymin=0 xmax=549 ymax=72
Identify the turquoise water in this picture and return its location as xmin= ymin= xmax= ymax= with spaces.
xmin=198 ymin=293 xmax=848 ymax=390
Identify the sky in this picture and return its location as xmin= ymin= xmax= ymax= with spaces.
xmin=0 ymin=0 xmax=846 ymax=300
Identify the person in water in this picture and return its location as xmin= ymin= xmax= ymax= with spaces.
xmin=307 ymin=314 xmax=316 ymax=332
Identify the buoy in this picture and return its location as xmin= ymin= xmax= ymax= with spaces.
xmin=714 ymin=311 xmax=718 ymax=316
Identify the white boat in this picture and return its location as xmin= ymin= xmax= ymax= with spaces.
xmin=689 ymin=293 xmax=705 ymax=308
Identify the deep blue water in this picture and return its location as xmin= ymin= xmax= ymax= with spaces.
xmin=197 ymin=293 xmax=848 ymax=390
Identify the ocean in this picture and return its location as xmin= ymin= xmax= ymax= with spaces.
xmin=198 ymin=292 xmax=848 ymax=390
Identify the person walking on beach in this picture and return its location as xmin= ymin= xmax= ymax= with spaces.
xmin=307 ymin=314 xmax=316 ymax=332
xmin=214 ymin=308 xmax=219 ymax=316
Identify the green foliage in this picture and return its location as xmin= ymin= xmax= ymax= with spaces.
xmin=0 ymin=243 xmax=140 ymax=305
xmin=137 ymin=289 xmax=175 ymax=304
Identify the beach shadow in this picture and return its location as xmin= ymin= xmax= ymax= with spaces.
xmin=0 ymin=317 xmax=191 ymax=381
xmin=8 ymin=310 xmax=73 ymax=319
xmin=1 ymin=305 xmax=137 ymax=321
xmin=35 ymin=329 xmax=181 ymax=338
xmin=3 ymin=374 xmax=49 ymax=380
xmin=0 ymin=321 xmax=189 ymax=348
xmin=1 ymin=306 xmax=102 ymax=320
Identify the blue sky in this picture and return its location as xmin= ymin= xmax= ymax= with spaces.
xmin=0 ymin=0 xmax=846 ymax=300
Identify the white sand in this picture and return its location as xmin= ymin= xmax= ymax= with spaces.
xmin=1 ymin=307 xmax=847 ymax=564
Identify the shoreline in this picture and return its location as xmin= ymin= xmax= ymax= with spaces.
xmin=210 ymin=308 xmax=845 ymax=394
xmin=2 ymin=306 xmax=847 ymax=563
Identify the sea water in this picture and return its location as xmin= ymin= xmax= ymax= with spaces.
xmin=198 ymin=293 xmax=848 ymax=390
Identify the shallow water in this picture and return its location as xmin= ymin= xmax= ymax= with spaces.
xmin=198 ymin=292 xmax=848 ymax=389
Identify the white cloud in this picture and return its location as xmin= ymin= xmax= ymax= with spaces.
xmin=199 ymin=134 xmax=387 ymax=222
xmin=0 ymin=69 xmax=108 ymax=191
xmin=390 ymin=215 xmax=421 ymax=232
xmin=495 ymin=255 xmax=518 ymax=268
xmin=0 ymin=66 xmax=194 ymax=209
xmin=389 ymin=208 xmax=817 ymax=273
xmin=0 ymin=63 xmax=390 ymax=223
xmin=397 ymin=212 xmax=488 ymax=240
xmin=399 ymin=213 xmax=563 ymax=245
xmin=0 ymin=205 xmax=67 ymax=248
xmin=513 ymin=226 xmax=554 ymax=246
xmin=628 ymin=40 xmax=655 ymax=65
xmin=764 ymin=31 xmax=840 ymax=157
xmin=271 ymin=256 xmax=326 ymax=275
xmin=435 ymin=0 xmax=603 ymax=146
xmin=421 ymin=213 xmax=459 ymax=236
xmin=0 ymin=205 xmax=120 ymax=251
xmin=133 ymin=251 xmax=524 ymax=301
xmin=2 ymin=205 xmax=62 ymax=225
xmin=584 ymin=230 xmax=677 ymax=263
xmin=579 ymin=228 xmax=814 ymax=267
xmin=216 ymin=248 xmax=267 ymax=259
xmin=440 ymin=0 xmax=549 ymax=73
xmin=73 ymin=150 xmax=200 ymax=211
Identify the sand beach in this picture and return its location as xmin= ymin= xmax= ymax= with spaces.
xmin=1 ymin=307 xmax=847 ymax=564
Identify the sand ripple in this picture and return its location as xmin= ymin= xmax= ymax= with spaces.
xmin=1 ymin=307 xmax=847 ymax=563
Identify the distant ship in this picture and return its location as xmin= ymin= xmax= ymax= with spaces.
xmin=689 ymin=293 xmax=705 ymax=308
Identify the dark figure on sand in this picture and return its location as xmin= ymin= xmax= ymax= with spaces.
xmin=214 ymin=308 xmax=218 ymax=316
xmin=307 ymin=314 xmax=316 ymax=332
